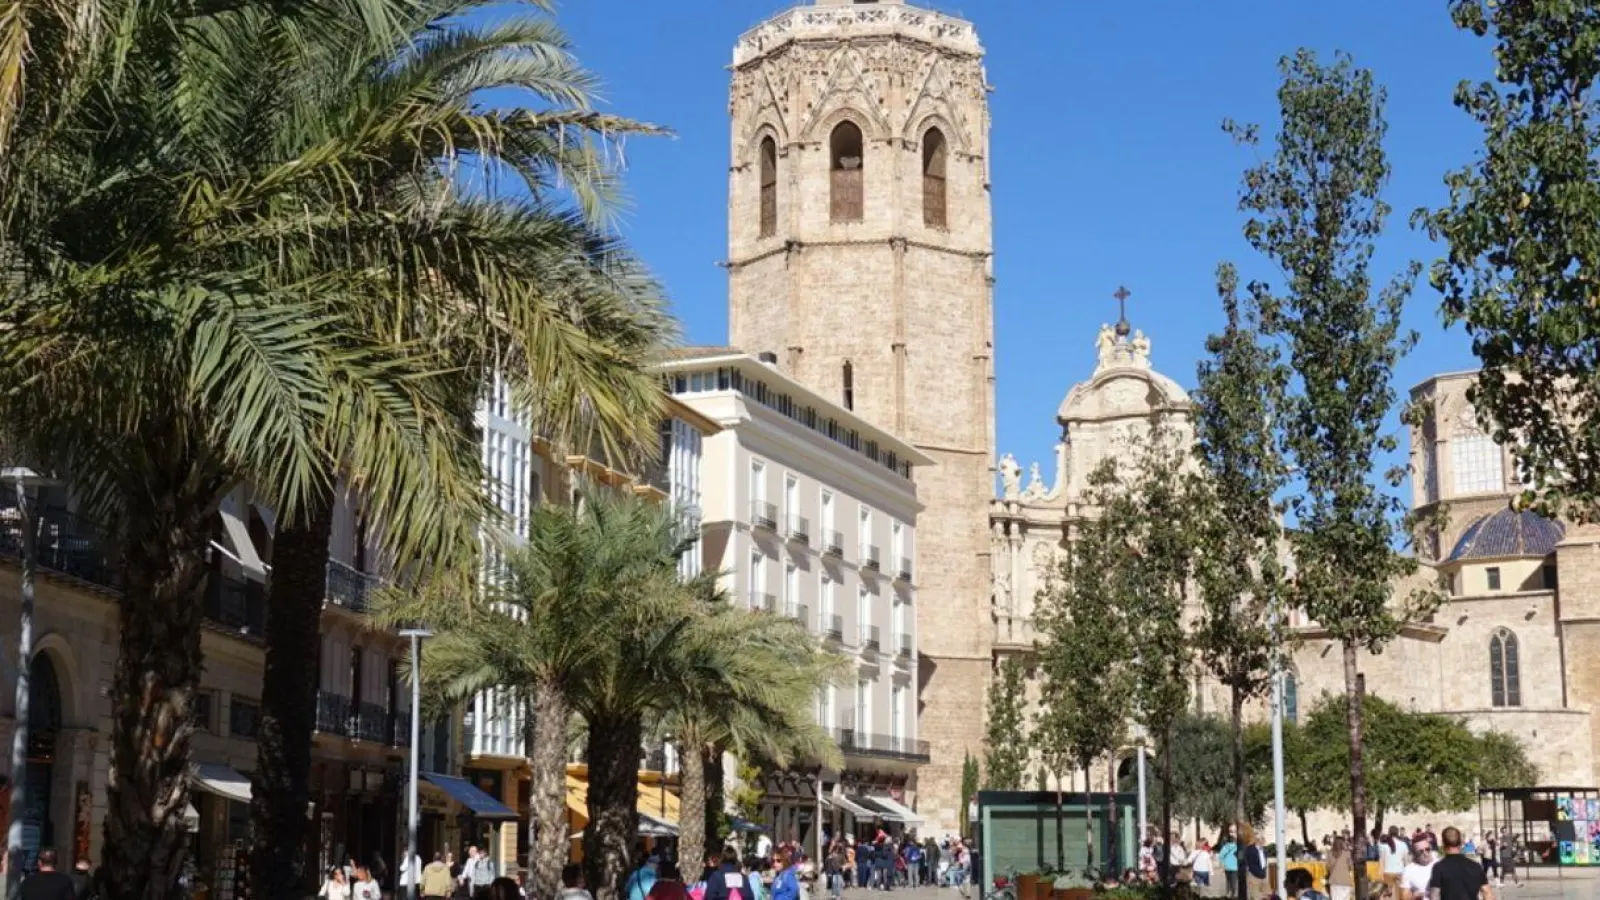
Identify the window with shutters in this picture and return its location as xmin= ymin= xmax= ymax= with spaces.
xmin=922 ymin=127 xmax=947 ymax=228
xmin=759 ymin=136 xmax=778 ymax=238
xmin=830 ymin=121 xmax=864 ymax=222
xmin=1490 ymin=628 xmax=1521 ymax=707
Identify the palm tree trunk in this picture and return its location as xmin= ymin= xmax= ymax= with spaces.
xmin=1344 ymin=644 xmax=1369 ymax=900
xmin=678 ymin=738 xmax=708 ymax=882
xmin=101 ymin=510 xmax=214 ymax=900
xmin=250 ymin=499 xmax=333 ymax=900
xmin=584 ymin=713 xmax=643 ymax=900
xmin=530 ymin=678 xmax=571 ymax=900
xmin=704 ymin=745 xmax=726 ymax=860
xmin=1231 ymin=686 xmax=1247 ymax=900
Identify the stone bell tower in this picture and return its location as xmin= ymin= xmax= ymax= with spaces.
xmin=727 ymin=0 xmax=996 ymax=833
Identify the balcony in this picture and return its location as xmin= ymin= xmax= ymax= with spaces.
xmin=204 ymin=571 xmax=267 ymax=639
xmin=825 ymin=614 xmax=844 ymax=642
xmin=750 ymin=591 xmax=777 ymax=613
xmin=0 ymin=497 xmax=120 ymax=592
xmin=897 ymin=633 xmax=913 ymax=658
xmin=315 ymin=690 xmax=351 ymax=737
xmin=862 ymin=545 xmax=881 ymax=573
xmin=354 ymin=701 xmax=389 ymax=743
xmin=897 ymin=557 xmax=913 ymax=582
xmin=863 ymin=625 xmax=880 ymax=653
xmin=831 ymin=727 xmax=930 ymax=763
xmin=785 ymin=602 xmax=810 ymax=626
xmin=786 ymin=514 xmax=810 ymax=545
xmin=751 ymin=501 xmax=777 ymax=531
xmin=389 ymin=709 xmax=413 ymax=748
xmin=326 ymin=559 xmax=381 ymax=614
xmin=823 ymin=531 xmax=844 ymax=558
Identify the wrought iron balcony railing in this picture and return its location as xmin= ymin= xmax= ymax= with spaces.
xmin=354 ymin=701 xmax=389 ymax=744
xmin=204 ymin=571 xmax=267 ymax=639
xmin=826 ymin=615 xmax=844 ymax=641
xmin=831 ymin=727 xmax=931 ymax=762
xmin=326 ymin=559 xmax=381 ymax=614
xmin=750 ymin=591 xmax=777 ymax=613
xmin=863 ymin=625 xmax=881 ymax=653
xmin=751 ymin=501 xmax=777 ymax=530
xmin=897 ymin=557 xmax=913 ymax=582
xmin=786 ymin=602 xmax=809 ymax=626
xmin=315 ymin=690 xmax=351 ymax=737
xmin=389 ymin=709 xmax=413 ymax=748
xmin=823 ymin=531 xmax=844 ymax=557
xmin=897 ymin=633 xmax=913 ymax=658
xmin=863 ymin=545 xmax=881 ymax=572
xmin=0 ymin=497 xmax=120 ymax=591
xmin=786 ymin=515 xmax=810 ymax=544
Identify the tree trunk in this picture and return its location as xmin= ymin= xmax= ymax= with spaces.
xmin=101 ymin=509 xmax=215 ymax=900
xmin=1344 ymin=643 xmax=1369 ymax=900
xmin=1107 ymin=755 xmax=1119 ymax=877
xmin=1053 ymin=775 xmax=1065 ymax=871
xmin=678 ymin=736 xmax=708 ymax=884
xmin=1299 ymin=810 xmax=1310 ymax=851
xmin=1231 ymin=687 xmax=1247 ymax=900
xmin=250 ymin=499 xmax=333 ymax=900
xmin=1161 ymin=729 xmax=1174 ymax=895
xmin=529 ymin=679 xmax=572 ymax=900
xmin=584 ymin=714 xmax=644 ymax=900
xmin=704 ymin=745 xmax=726 ymax=864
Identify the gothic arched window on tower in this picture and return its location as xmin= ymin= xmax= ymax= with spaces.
xmin=922 ymin=127 xmax=947 ymax=228
xmin=759 ymin=136 xmax=778 ymax=238
xmin=830 ymin=121 xmax=864 ymax=222
xmin=1490 ymin=627 xmax=1521 ymax=707
xmin=842 ymin=361 xmax=855 ymax=411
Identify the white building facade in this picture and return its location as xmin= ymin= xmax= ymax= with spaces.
xmin=658 ymin=350 xmax=930 ymax=844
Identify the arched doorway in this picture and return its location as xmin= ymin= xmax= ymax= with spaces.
xmin=21 ymin=652 xmax=62 ymax=869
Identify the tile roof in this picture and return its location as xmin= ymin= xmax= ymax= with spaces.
xmin=1448 ymin=507 xmax=1566 ymax=562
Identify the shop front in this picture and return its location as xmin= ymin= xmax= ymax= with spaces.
xmin=189 ymin=763 xmax=255 ymax=900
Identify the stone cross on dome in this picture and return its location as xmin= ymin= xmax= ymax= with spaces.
xmin=1114 ymin=285 xmax=1132 ymax=338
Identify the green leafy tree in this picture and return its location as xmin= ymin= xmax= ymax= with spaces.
xmin=985 ymin=657 xmax=1030 ymax=791
xmin=1127 ymin=712 xmax=1274 ymax=832
xmin=962 ymin=752 xmax=981 ymax=840
xmin=1035 ymin=459 xmax=1137 ymax=875
xmin=1228 ymin=51 xmax=1440 ymax=900
xmin=1420 ymin=1 xmax=1600 ymax=523
xmin=1298 ymin=693 xmax=1536 ymax=833
xmin=1193 ymin=263 xmax=1286 ymax=900
xmin=1122 ymin=436 xmax=1199 ymax=887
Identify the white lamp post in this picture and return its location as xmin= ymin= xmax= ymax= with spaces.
xmin=400 ymin=627 xmax=431 ymax=900
xmin=4 ymin=465 xmax=55 ymax=894
xmin=1269 ymin=609 xmax=1287 ymax=898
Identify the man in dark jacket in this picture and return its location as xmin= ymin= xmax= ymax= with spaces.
xmin=68 ymin=858 xmax=95 ymax=900
xmin=704 ymin=846 xmax=754 ymax=900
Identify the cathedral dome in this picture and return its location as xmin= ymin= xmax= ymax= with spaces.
xmin=1447 ymin=507 xmax=1565 ymax=562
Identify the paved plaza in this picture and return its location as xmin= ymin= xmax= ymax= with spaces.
xmin=810 ymin=872 xmax=1600 ymax=900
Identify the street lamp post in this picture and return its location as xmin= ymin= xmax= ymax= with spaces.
xmin=400 ymin=628 xmax=431 ymax=900
xmin=1269 ymin=610 xmax=1287 ymax=898
xmin=4 ymin=467 xmax=54 ymax=896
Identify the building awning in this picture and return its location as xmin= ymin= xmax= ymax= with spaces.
xmin=218 ymin=493 xmax=267 ymax=582
xmin=850 ymin=796 xmax=903 ymax=822
xmin=832 ymin=795 xmax=878 ymax=818
xmin=190 ymin=763 xmax=252 ymax=805
xmin=419 ymin=773 xmax=518 ymax=822
xmin=868 ymin=795 xmax=923 ymax=826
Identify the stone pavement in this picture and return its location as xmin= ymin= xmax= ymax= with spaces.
xmin=801 ymin=873 xmax=1600 ymax=900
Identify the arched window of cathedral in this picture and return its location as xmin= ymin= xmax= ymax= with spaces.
xmin=922 ymin=127 xmax=947 ymax=228
xmin=759 ymin=135 xmax=778 ymax=238
xmin=830 ymin=120 xmax=864 ymax=222
xmin=1452 ymin=427 xmax=1504 ymax=495
xmin=1490 ymin=627 xmax=1521 ymax=707
xmin=842 ymin=361 xmax=855 ymax=411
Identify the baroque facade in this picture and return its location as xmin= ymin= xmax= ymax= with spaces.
xmin=991 ymin=322 xmax=1600 ymax=835
xmin=726 ymin=0 xmax=996 ymax=835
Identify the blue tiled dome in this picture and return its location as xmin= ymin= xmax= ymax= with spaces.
xmin=1447 ymin=508 xmax=1565 ymax=562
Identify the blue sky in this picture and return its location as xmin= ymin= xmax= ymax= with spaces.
xmin=548 ymin=0 xmax=1494 ymax=481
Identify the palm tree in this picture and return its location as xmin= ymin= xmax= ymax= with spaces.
xmin=654 ymin=592 xmax=846 ymax=876
xmin=195 ymin=6 xmax=670 ymax=894
xmin=0 ymin=2 xmax=667 ymax=896
xmin=380 ymin=488 xmax=689 ymax=900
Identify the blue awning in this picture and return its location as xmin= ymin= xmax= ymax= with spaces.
xmin=419 ymin=773 xmax=518 ymax=821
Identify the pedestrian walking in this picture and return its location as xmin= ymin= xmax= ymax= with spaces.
xmin=1496 ymin=833 xmax=1520 ymax=888
xmin=1327 ymin=836 xmax=1354 ymax=900
xmin=1244 ymin=831 xmax=1269 ymax=900
xmin=20 ymin=850 xmax=76 ymax=900
xmin=422 ymin=854 xmax=455 ymax=899
xmin=1218 ymin=829 xmax=1239 ymax=898
xmin=1429 ymin=828 xmax=1492 ymax=900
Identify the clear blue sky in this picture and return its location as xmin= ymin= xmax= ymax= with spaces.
xmin=547 ymin=0 xmax=1494 ymax=481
